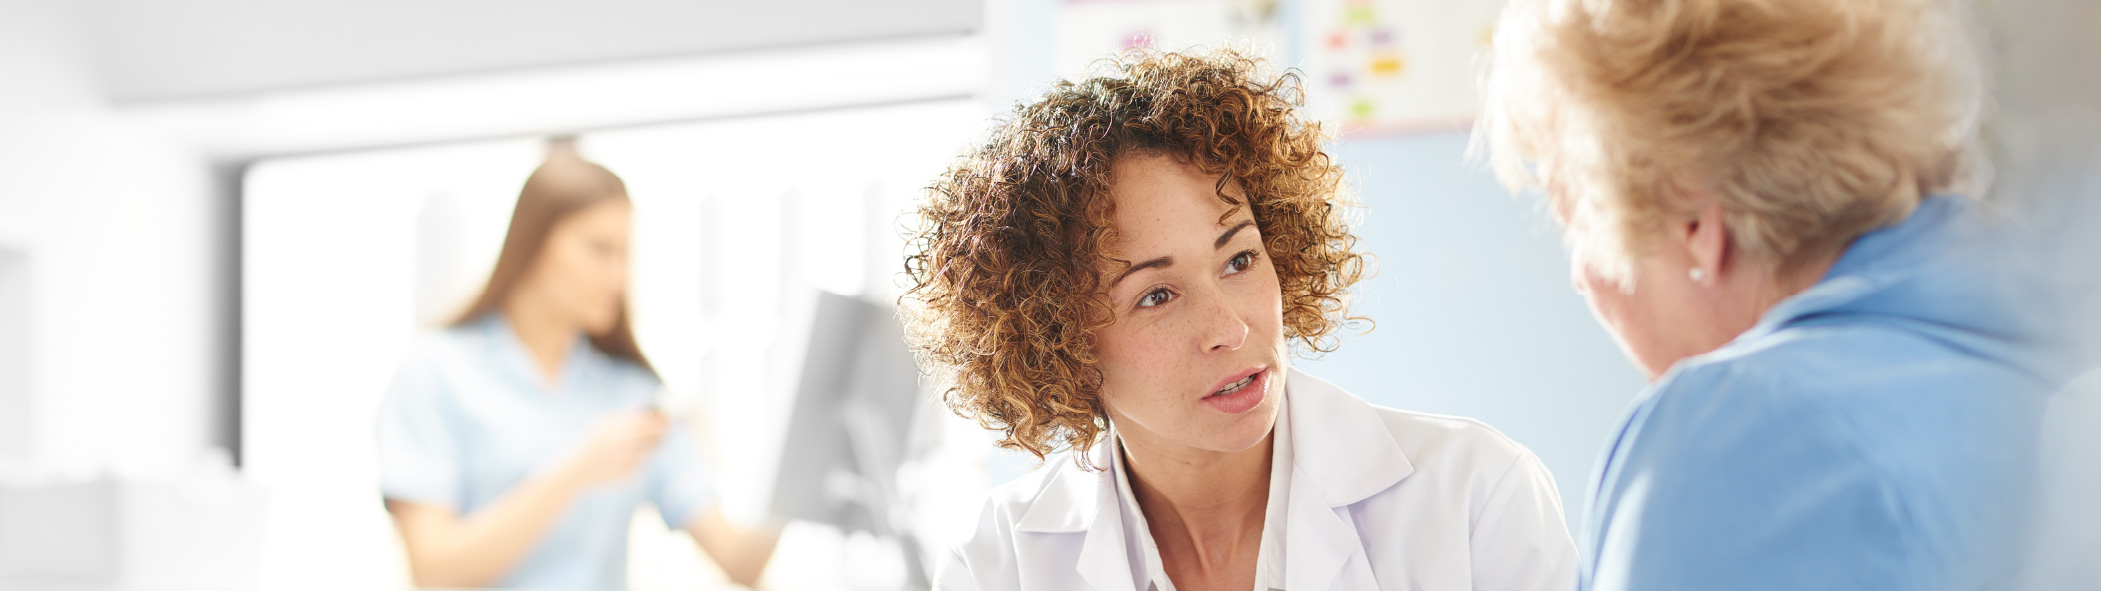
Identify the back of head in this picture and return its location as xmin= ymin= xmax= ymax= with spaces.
xmin=1479 ymin=0 xmax=1982 ymax=283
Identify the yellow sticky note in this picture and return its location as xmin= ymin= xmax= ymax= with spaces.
xmin=1370 ymin=54 xmax=1407 ymax=77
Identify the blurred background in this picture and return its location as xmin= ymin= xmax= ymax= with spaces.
xmin=0 ymin=0 xmax=2092 ymax=590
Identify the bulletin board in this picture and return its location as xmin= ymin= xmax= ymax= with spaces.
xmin=1298 ymin=0 xmax=1507 ymax=136
xmin=1052 ymin=0 xmax=1507 ymax=138
xmin=1053 ymin=0 xmax=1288 ymax=80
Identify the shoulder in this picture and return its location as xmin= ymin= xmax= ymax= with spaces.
xmin=1288 ymin=371 xmax=1557 ymax=532
xmin=1620 ymin=358 xmax=1864 ymax=482
xmin=1650 ymin=328 xmax=2043 ymax=456
xmin=977 ymin=461 xmax=1059 ymax=517
xmin=1601 ymin=357 xmax=1910 ymax=540
xmin=1591 ymin=359 xmax=1929 ymax=589
xmin=1284 ymin=371 xmax=1575 ymax=585
xmin=1689 ymin=316 xmax=2045 ymax=411
xmin=965 ymin=451 xmax=1091 ymax=539
xmin=383 ymin=325 xmax=488 ymax=401
xmin=1642 ymin=332 xmax=1960 ymax=447
xmin=942 ymin=451 xmax=1098 ymax=587
xmin=1292 ymin=370 xmax=1538 ymax=486
xmin=1368 ymin=404 xmax=1536 ymax=475
xmin=404 ymin=318 xmax=504 ymax=367
xmin=583 ymin=347 xmax=662 ymax=395
xmin=1611 ymin=333 xmax=2045 ymax=585
xmin=610 ymin=355 xmax=663 ymax=390
xmin=1358 ymin=402 xmax=1560 ymax=533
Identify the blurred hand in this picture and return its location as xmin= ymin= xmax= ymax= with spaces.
xmin=556 ymin=410 xmax=667 ymax=487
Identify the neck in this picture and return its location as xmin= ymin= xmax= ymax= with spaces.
xmin=1738 ymin=249 xmax=1842 ymax=323
xmin=1688 ymin=250 xmax=1843 ymax=373
xmin=1771 ymin=250 xmax=1841 ymax=301
xmin=501 ymin=296 xmax=579 ymax=386
xmin=1116 ymin=420 xmax=1273 ymax=572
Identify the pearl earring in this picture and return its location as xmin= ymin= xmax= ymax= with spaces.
xmin=1689 ymin=267 xmax=1707 ymax=283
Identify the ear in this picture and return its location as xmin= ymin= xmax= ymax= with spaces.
xmin=1683 ymin=199 xmax=1728 ymax=284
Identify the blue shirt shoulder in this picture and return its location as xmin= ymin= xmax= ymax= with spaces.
xmin=374 ymin=316 xmax=715 ymax=590
xmin=1583 ymin=196 xmax=2056 ymax=591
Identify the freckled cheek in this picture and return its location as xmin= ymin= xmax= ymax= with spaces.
xmin=1244 ymin=266 xmax=1287 ymax=343
xmin=1095 ymin=320 xmax=1203 ymax=409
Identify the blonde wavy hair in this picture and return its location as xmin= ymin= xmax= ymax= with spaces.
xmin=901 ymin=49 xmax=1366 ymax=465
xmin=1476 ymin=0 xmax=1983 ymax=283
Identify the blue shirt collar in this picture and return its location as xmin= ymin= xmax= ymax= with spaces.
xmin=1727 ymin=194 xmax=2072 ymax=384
xmin=473 ymin=312 xmax=600 ymax=394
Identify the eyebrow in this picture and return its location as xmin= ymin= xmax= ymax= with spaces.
xmin=1109 ymin=219 xmax=1259 ymax=287
xmin=1214 ymin=219 xmax=1256 ymax=249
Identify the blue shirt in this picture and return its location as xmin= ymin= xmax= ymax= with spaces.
xmin=1579 ymin=196 xmax=2070 ymax=591
xmin=376 ymin=314 xmax=715 ymax=590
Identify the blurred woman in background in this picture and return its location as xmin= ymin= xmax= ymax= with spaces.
xmin=1478 ymin=0 xmax=2071 ymax=589
xmin=376 ymin=140 xmax=777 ymax=589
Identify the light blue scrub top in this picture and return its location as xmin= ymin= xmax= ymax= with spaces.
xmin=1579 ymin=195 xmax=2071 ymax=591
xmin=377 ymin=314 xmax=715 ymax=590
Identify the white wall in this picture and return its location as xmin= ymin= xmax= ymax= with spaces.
xmin=0 ymin=248 xmax=29 ymax=462
xmin=0 ymin=0 xmax=226 ymax=477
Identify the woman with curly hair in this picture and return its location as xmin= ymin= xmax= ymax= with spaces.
xmin=904 ymin=49 xmax=1576 ymax=591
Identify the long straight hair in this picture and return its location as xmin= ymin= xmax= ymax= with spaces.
xmin=451 ymin=138 xmax=655 ymax=375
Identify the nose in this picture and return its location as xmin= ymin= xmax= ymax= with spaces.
xmin=1201 ymin=291 xmax=1250 ymax=353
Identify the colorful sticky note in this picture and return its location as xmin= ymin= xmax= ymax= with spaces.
xmin=1344 ymin=5 xmax=1375 ymax=24
xmin=1369 ymin=53 xmax=1407 ymax=77
xmin=1122 ymin=30 xmax=1155 ymax=51
xmin=1327 ymin=30 xmax=1350 ymax=50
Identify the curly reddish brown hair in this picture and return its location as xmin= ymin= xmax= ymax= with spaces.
xmin=901 ymin=49 xmax=1367 ymax=465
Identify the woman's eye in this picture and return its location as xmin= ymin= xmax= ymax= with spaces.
xmin=1137 ymin=288 xmax=1176 ymax=308
xmin=1223 ymin=250 xmax=1257 ymax=276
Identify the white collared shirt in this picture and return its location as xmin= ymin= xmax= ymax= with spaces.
xmin=1108 ymin=390 xmax=1293 ymax=591
xmin=938 ymin=368 xmax=1577 ymax=591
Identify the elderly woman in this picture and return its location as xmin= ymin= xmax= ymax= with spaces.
xmin=1478 ymin=0 xmax=2067 ymax=589
xmin=907 ymin=50 xmax=1576 ymax=591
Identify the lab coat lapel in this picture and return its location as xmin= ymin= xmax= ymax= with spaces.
xmin=1283 ymin=369 xmax=1415 ymax=590
xmin=1014 ymin=439 xmax=1141 ymax=591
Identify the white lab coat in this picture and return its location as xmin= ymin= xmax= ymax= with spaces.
xmin=937 ymin=369 xmax=1576 ymax=591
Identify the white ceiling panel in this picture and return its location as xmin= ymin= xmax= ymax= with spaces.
xmin=88 ymin=0 xmax=981 ymax=102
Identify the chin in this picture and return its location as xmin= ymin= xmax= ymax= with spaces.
xmin=581 ymin=317 xmax=619 ymax=337
xmin=1203 ymin=397 xmax=1282 ymax=453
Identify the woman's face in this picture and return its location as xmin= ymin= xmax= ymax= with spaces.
xmin=522 ymin=199 xmax=633 ymax=336
xmin=1093 ymin=153 xmax=1287 ymax=455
